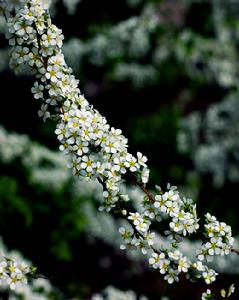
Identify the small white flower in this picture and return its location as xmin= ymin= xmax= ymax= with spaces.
xmin=31 ymin=81 xmax=44 ymax=99
xmin=164 ymin=268 xmax=179 ymax=284
xmin=202 ymin=269 xmax=217 ymax=284
xmin=38 ymin=104 xmax=50 ymax=121
xmin=149 ymin=252 xmax=165 ymax=269
xmin=137 ymin=152 xmax=147 ymax=167
xmin=128 ymin=212 xmax=142 ymax=226
xmin=201 ymin=289 xmax=212 ymax=300
xmin=177 ymin=256 xmax=189 ymax=273
xmin=124 ymin=154 xmax=139 ymax=172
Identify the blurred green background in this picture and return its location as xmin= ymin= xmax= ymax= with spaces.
xmin=0 ymin=0 xmax=239 ymax=299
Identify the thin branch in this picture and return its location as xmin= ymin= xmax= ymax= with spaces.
xmin=231 ymin=247 xmax=239 ymax=255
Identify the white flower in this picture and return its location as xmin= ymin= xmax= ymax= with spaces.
xmin=55 ymin=124 xmax=68 ymax=143
xmin=137 ymin=151 xmax=147 ymax=167
xmin=141 ymin=167 xmax=149 ymax=183
xmin=136 ymin=220 xmax=149 ymax=233
xmin=128 ymin=212 xmax=142 ymax=226
xmin=202 ymin=269 xmax=217 ymax=284
xmin=80 ymin=155 xmax=96 ymax=173
xmin=72 ymin=140 xmax=89 ymax=156
xmin=177 ymin=256 xmax=189 ymax=273
xmin=159 ymin=259 xmax=170 ymax=274
xmin=104 ymin=138 xmax=119 ymax=154
xmin=169 ymin=219 xmax=183 ymax=233
xmin=193 ymin=261 xmax=206 ymax=272
xmin=13 ymin=19 xmax=33 ymax=37
xmin=38 ymin=104 xmax=50 ymax=121
xmin=164 ymin=268 xmax=179 ymax=284
xmin=145 ymin=232 xmax=155 ymax=246
xmin=45 ymin=65 xmax=63 ymax=82
xmin=125 ymin=154 xmax=139 ymax=172
xmin=168 ymin=250 xmax=181 ymax=261
xmin=31 ymin=81 xmax=44 ymax=99
xmin=154 ymin=194 xmax=167 ymax=212
xmin=41 ymin=30 xmax=57 ymax=48
xmin=0 ymin=261 xmax=7 ymax=276
xmin=119 ymin=226 xmax=133 ymax=245
xmin=201 ymin=289 xmax=212 ymax=300
xmin=149 ymin=252 xmax=165 ymax=269
xmin=228 ymin=283 xmax=235 ymax=296
xmin=113 ymin=156 xmax=127 ymax=174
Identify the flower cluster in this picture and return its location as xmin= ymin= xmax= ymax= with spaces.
xmin=119 ymin=183 xmax=219 ymax=285
xmin=2 ymin=0 xmax=149 ymax=212
xmin=154 ymin=184 xmax=199 ymax=236
xmin=149 ymin=249 xmax=189 ymax=284
xmin=0 ymin=257 xmax=31 ymax=290
xmin=178 ymin=92 xmax=239 ymax=188
xmin=198 ymin=213 xmax=234 ymax=261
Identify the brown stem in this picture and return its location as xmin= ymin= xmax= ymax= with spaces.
xmin=128 ymin=173 xmax=155 ymax=203
xmin=231 ymin=247 xmax=239 ymax=255
xmin=32 ymin=22 xmax=41 ymax=50
xmin=136 ymin=181 xmax=155 ymax=203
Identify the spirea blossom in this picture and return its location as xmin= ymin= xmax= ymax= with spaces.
xmin=201 ymin=289 xmax=212 ymax=300
xmin=198 ymin=213 xmax=234 ymax=261
xmin=0 ymin=256 xmax=31 ymax=290
xmin=2 ymin=0 xmax=150 ymax=212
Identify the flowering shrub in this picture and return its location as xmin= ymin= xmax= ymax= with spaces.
xmin=0 ymin=0 xmax=238 ymax=299
xmin=91 ymin=286 xmax=148 ymax=300
xmin=178 ymin=92 xmax=239 ymax=188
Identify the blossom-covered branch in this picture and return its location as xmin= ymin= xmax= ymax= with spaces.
xmin=0 ymin=0 xmax=237 ymax=298
xmin=1 ymin=126 xmax=239 ymax=275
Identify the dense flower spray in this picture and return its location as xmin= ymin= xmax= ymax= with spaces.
xmin=0 ymin=0 xmax=237 ymax=298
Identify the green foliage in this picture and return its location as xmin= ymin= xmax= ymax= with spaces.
xmin=0 ymin=160 xmax=88 ymax=261
xmin=0 ymin=176 xmax=33 ymax=226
